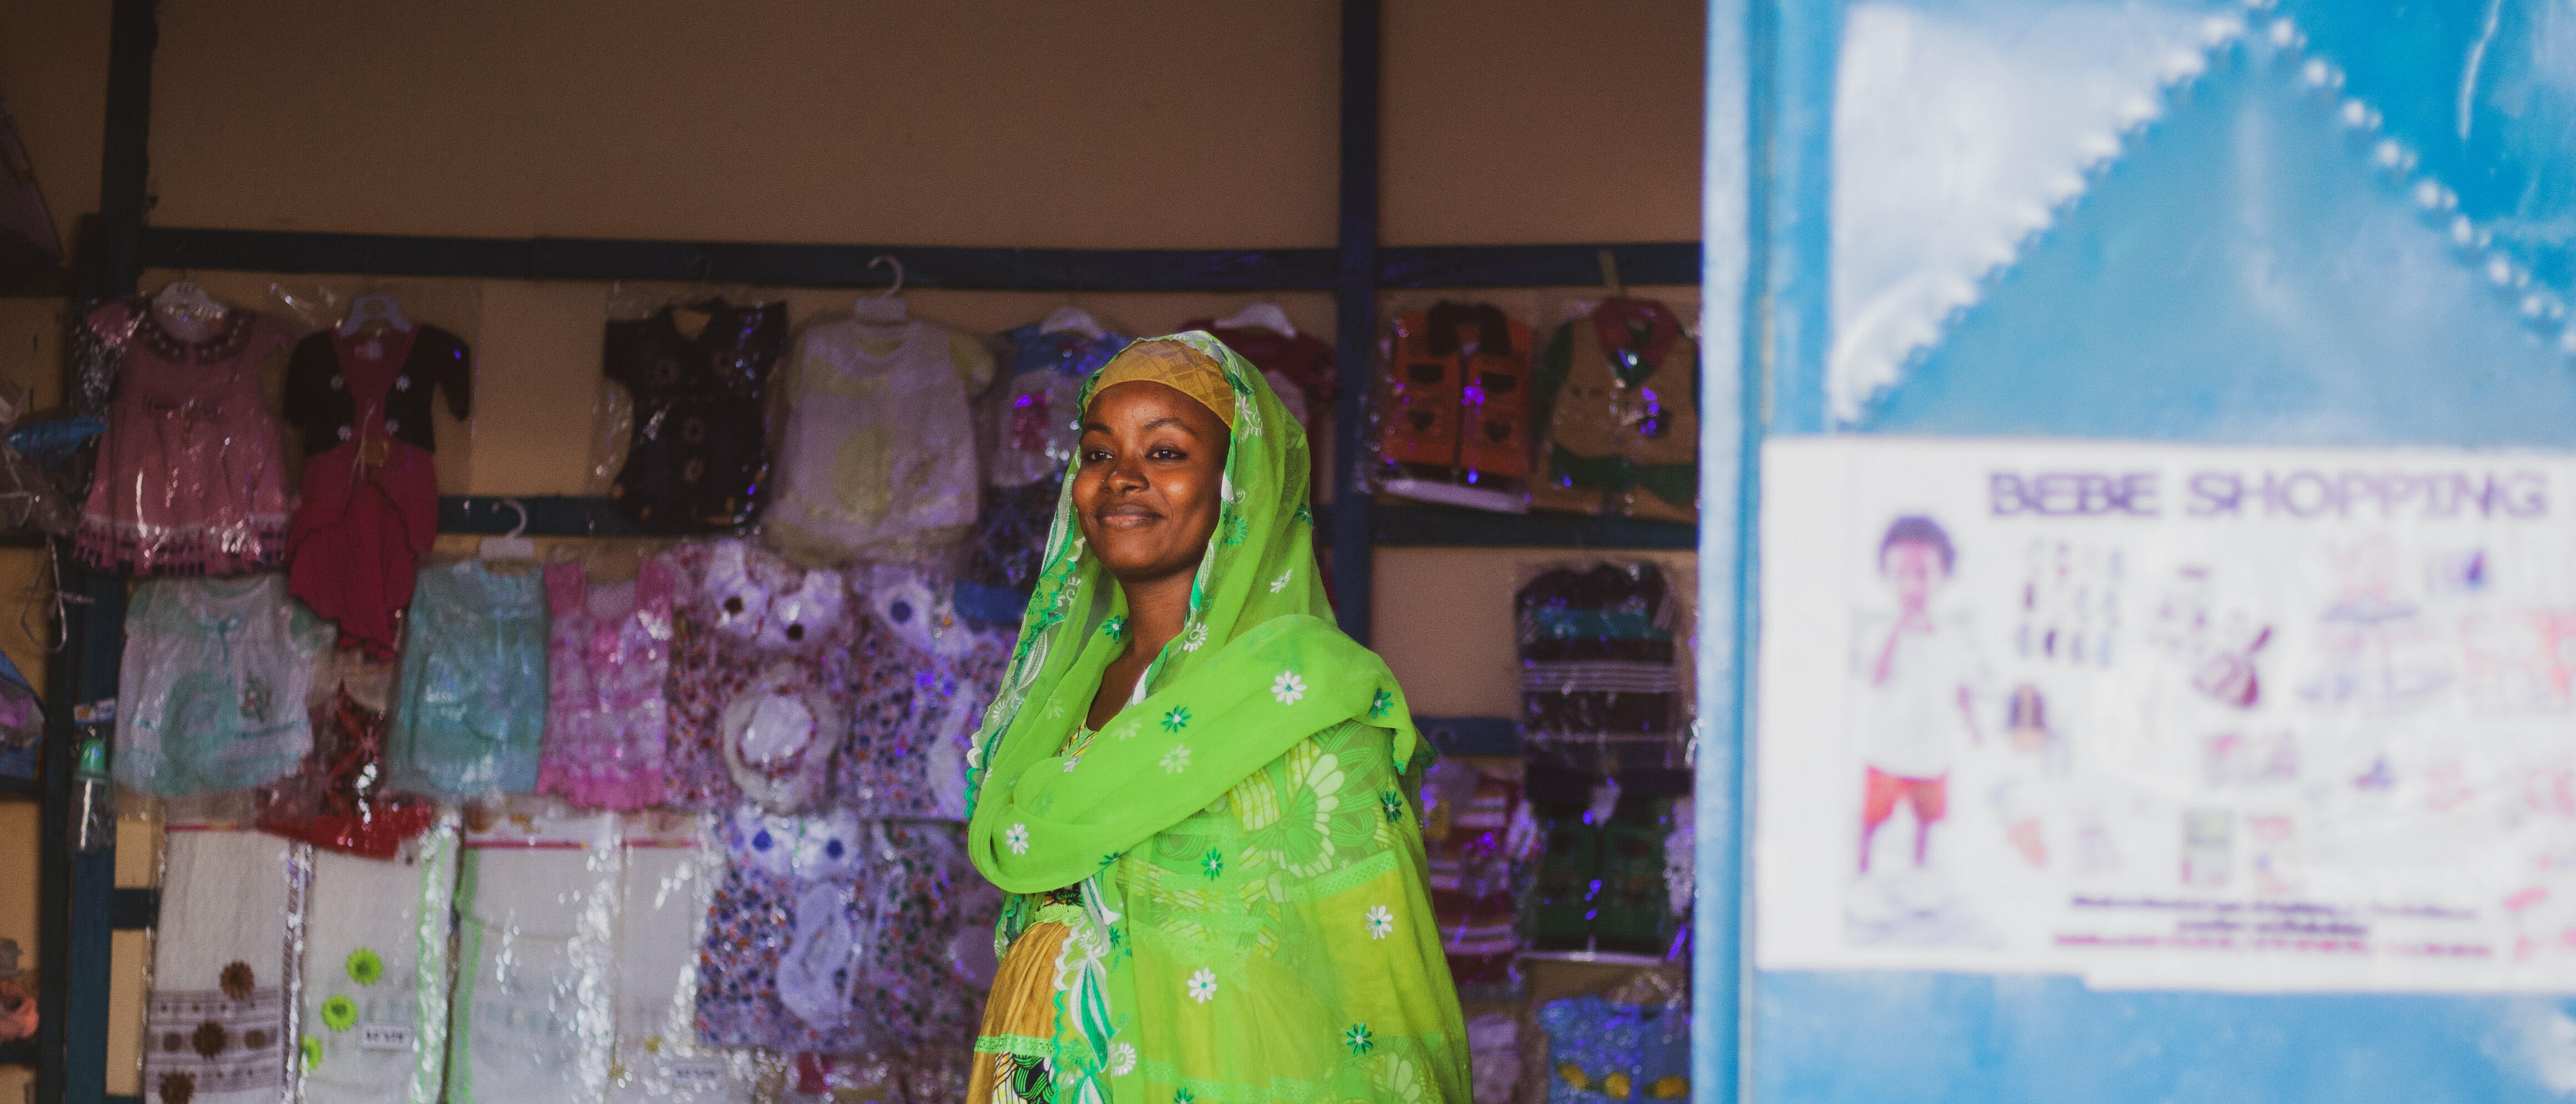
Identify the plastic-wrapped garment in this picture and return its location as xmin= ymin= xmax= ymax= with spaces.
xmin=956 ymin=479 xmax=1058 ymax=625
xmin=835 ymin=567 xmax=1012 ymax=820
xmin=957 ymin=324 xmax=1127 ymax=624
xmin=143 ymin=828 xmax=302 ymax=1104
xmin=603 ymin=299 xmax=787 ymax=535
xmin=539 ymin=558 xmax=676 ymax=810
xmin=114 ymin=574 xmax=333 ymax=797
xmin=1466 ymin=1013 xmax=1523 ymax=1104
xmin=611 ymin=814 xmax=759 ymax=1104
xmin=1375 ymin=302 xmax=1534 ymax=513
xmin=298 ymin=821 xmax=458 ymax=1104
xmin=257 ymin=687 xmax=439 ymax=859
xmin=1535 ymin=996 xmax=1689 ymax=1104
xmin=1529 ymin=300 xmax=1698 ymax=523
xmin=386 ymin=560 xmax=548 ymax=799
xmin=698 ymin=813 xmax=989 ymax=1069
xmin=283 ymin=326 xmax=473 ymax=660
xmin=1527 ymin=772 xmax=1686 ymax=958
xmin=692 ymin=808 xmax=869 ymax=1052
xmin=662 ymin=540 xmax=856 ymax=812
xmin=839 ymin=820 xmax=989 ymax=1090
xmin=0 ymin=648 xmax=43 ymax=782
xmin=448 ymin=807 xmax=620 ymax=1104
xmin=764 ymin=318 xmax=992 ymax=564
xmin=1516 ymin=562 xmax=1682 ymax=769
xmin=981 ymin=322 xmax=1126 ymax=488
xmin=75 ymin=302 xmax=295 ymax=575
xmin=1421 ymin=757 xmax=1534 ymax=996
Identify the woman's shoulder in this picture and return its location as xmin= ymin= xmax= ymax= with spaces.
xmin=1239 ymin=612 xmax=1381 ymax=661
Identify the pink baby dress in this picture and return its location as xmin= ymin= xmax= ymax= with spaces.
xmin=75 ymin=303 xmax=294 ymax=576
xmin=537 ymin=556 xmax=676 ymax=809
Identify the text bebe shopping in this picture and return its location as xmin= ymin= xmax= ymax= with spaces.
xmin=1988 ymin=468 xmax=2547 ymax=520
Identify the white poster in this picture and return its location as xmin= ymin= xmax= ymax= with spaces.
xmin=1757 ymin=437 xmax=2576 ymax=992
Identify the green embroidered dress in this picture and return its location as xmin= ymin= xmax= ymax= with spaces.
xmin=964 ymin=333 xmax=1470 ymax=1104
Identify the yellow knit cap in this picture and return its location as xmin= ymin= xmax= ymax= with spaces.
xmin=1089 ymin=338 xmax=1236 ymax=429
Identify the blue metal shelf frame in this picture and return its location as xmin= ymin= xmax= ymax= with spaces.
xmin=52 ymin=1 xmax=1712 ymax=1101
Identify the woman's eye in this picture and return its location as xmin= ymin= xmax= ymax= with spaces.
xmin=1151 ymin=447 xmax=1184 ymax=461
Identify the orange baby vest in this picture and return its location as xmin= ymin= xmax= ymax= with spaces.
xmin=1378 ymin=302 xmax=1533 ymax=511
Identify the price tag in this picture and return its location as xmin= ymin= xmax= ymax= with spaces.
xmin=357 ymin=1023 xmax=414 ymax=1051
xmin=668 ymin=1058 xmax=727 ymax=1090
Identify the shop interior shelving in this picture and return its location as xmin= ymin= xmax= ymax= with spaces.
xmin=29 ymin=1 xmax=1704 ymax=1101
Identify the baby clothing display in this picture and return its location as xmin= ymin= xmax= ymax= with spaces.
xmin=1517 ymin=561 xmax=1683 ymax=765
xmin=1422 ymin=757 xmax=1534 ymax=995
xmin=957 ymin=322 xmax=1126 ymax=623
xmin=834 ymin=567 xmax=1012 ymax=820
xmin=540 ymin=557 xmax=677 ymax=810
xmin=142 ymin=828 xmax=300 ymax=1104
xmin=764 ymin=316 xmax=994 ymax=564
xmin=1530 ymin=299 xmax=1698 ymax=523
xmin=1377 ymin=302 xmax=1535 ymax=513
xmin=693 ymin=808 xmax=869 ymax=1053
xmin=447 ymin=808 xmax=621 ymax=1104
xmin=611 ymin=814 xmax=758 ymax=1104
xmin=298 ymin=824 xmax=459 ymax=1104
xmin=662 ymin=540 xmax=855 ymax=812
xmin=282 ymin=323 xmax=474 ymax=658
xmin=258 ymin=685 xmax=441 ymax=859
xmin=603 ymin=298 xmax=789 ymax=535
xmin=114 ymin=574 xmax=333 ymax=797
xmin=76 ymin=301 xmax=296 ymax=575
xmin=1537 ymin=994 xmax=1690 ymax=1104
xmin=386 ymin=560 xmax=549 ymax=798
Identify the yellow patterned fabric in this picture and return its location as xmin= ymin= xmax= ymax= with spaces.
xmin=1091 ymin=339 xmax=1237 ymax=429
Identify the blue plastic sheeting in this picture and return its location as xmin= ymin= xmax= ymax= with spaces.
xmin=1725 ymin=0 xmax=2576 ymax=1100
xmin=1758 ymin=972 xmax=2576 ymax=1103
xmin=1863 ymin=39 xmax=2576 ymax=444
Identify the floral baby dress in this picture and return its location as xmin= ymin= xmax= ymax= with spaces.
xmin=76 ymin=302 xmax=295 ymax=575
xmin=538 ymin=556 xmax=677 ymax=809
xmin=114 ymin=573 xmax=333 ymax=797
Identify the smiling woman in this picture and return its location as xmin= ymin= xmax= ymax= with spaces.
xmin=963 ymin=333 xmax=1471 ymax=1104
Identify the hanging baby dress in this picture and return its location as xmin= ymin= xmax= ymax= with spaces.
xmin=603 ymin=299 xmax=788 ymax=535
xmin=834 ymin=566 xmax=1011 ymax=820
xmin=662 ymin=539 xmax=856 ymax=812
xmin=1376 ymin=302 xmax=1535 ymax=513
xmin=956 ymin=322 xmax=1125 ymax=623
xmin=386 ymin=560 xmax=549 ymax=799
xmin=113 ymin=573 xmax=334 ymax=797
xmin=283 ymin=323 xmax=474 ymax=658
xmin=537 ymin=556 xmax=677 ymax=810
xmin=764 ymin=316 xmax=993 ymax=564
xmin=75 ymin=302 xmax=294 ymax=575
xmin=1529 ymin=298 xmax=1698 ymax=523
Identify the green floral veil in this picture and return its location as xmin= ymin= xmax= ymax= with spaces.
xmin=966 ymin=332 xmax=1468 ymax=1103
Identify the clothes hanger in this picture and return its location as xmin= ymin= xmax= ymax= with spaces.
xmin=1039 ymin=303 xmax=1107 ymax=338
xmin=850 ymin=254 xmax=909 ymax=325
xmin=337 ymin=292 xmax=414 ymax=336
xmin=1597 ymin=248 xmax=1627 ymax=300
xmin=152 ymin=277 xmax=229 ymax=327
xmin=478 ymin=498 xmax=538 ymax=562
xmin=1213 ymin=302 xmax=1297 ymax=337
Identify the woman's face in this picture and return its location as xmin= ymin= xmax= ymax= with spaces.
xmin=1073 ymin=381 xmax=1230 ymax=584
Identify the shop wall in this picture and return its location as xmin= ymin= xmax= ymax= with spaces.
xmin=0 ymin=0 xmax=1704 ymax=1093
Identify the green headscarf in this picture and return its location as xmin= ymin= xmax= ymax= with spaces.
xmin=966 ymin=332 xmax=1467 ymax=1104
